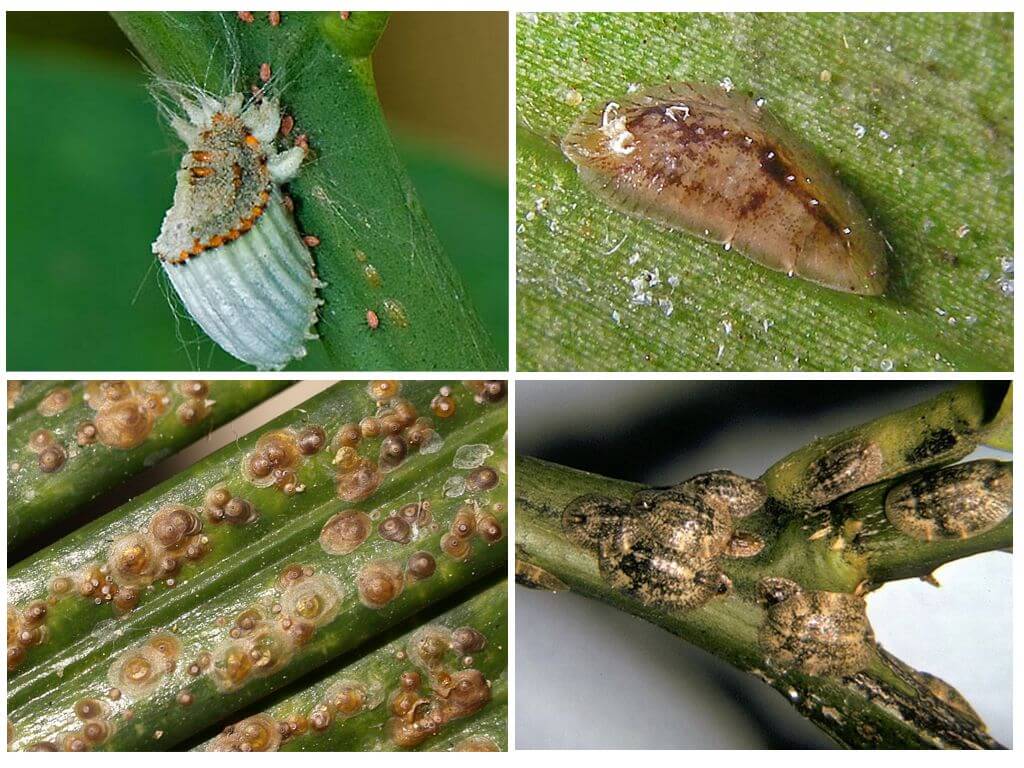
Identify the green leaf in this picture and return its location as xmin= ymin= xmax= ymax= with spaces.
xmin=516 ymin=12 xmax=1012 ymax=371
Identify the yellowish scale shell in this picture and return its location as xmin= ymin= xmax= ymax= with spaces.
xmin=562 ymin=83 xmax=888 ymax=295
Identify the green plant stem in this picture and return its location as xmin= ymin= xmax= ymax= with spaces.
xmin=8 ymin=383 xmax=507 ymax=751
xmin=112 ymin=11 xmax=499 ymax=370
xmin=7 ymin=380 xmax=289 ymax=553
xmin=516 ymin=456 xmax=1004 ymax=748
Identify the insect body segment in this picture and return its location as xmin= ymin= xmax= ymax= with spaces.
xmin=153 ymin=91 xmax=322 ymax=370
xmin=563 ymin=471 xmax=767 ymax=610
xmin=562 ymin=83 xmax=888 ymax=295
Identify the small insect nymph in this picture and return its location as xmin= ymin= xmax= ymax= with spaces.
xmin=562 ymin=83 xmax=889 ymax=295
xmin=153 ymin=87 xmax=323 ymax=370
xmin=564 ymin=470 xmax=767 ymax=610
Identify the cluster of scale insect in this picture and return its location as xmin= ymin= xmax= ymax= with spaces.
xmin=8 ymin=502 xmax=214 ymax=673
xmin=563 ymin=470 xmax=767 ymax=609
xmin=9 ymin=381 xmax=509 ymax=749
xmin=204 ymin=616 xmax=492 ymax=751
xmin=12 ymin=381 xmax=213 ymax=478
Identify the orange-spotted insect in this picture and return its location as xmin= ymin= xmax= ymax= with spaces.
xmin=153 ymin=87 xmax=323 ymax=369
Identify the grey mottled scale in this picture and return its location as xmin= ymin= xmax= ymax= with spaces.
xmin=806 ymin=439 xmax=884 ymax=507
xmin=884 ymin=459 xmax=1011 ymax=541
xmin=562 ymin=470 xmax=767 ymax=610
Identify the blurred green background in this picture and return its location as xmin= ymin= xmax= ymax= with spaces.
xmin=6 ymin=11 xmax=508 ymax=370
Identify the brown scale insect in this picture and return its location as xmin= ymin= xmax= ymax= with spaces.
xmin=757 ymin=577 xmax=874 ymax=676
xmin=379 ymin=515 xmax=412 ymax=543
xmin=805 ymin=438 xmax=884 ymax=507
xmin=336 ymin=458 xmax=382 ymax=502
xmin=884 ymin=459 xmax=1012 ymax=541
xmin=357 ymin=561 xmax=405 ymax=609
xmin=320 ymin=510 xmax=372 ymax=555
xmin=406 ymin=551 xmax=437 ymax=580
xmin=37 ymin=386 xmax=73 ymax=417
xmin=565 ymin=471 xmax=767 ymax=610
xmin=208 ymin=714 xmax=282 ymax=752
xmin=562 ymin=83 xmax=888 ymax=295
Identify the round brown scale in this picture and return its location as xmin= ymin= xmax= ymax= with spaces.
xmin=320 ymin=510 xmax=372 ymax=555
xmin=441 ymin=669 xmax=491 ymax=718
xmin=209 ymin=714 xmax=282 ymax=752
xmin=27 ymin=428 xmax=55 ymax=453
xmin=281 ymin=573 xmax=342 ymax=628
xmin=107 ymin=534 xmax=155 ymax=584
xmin=356 ymin=561 xmax=405 ymax=609
xmin=430 ymin=394 xmax=456 ymax=419
xmin=757 ymin=577 xmax=874 ymax=676
xmin=224 ymin=497 xmax=256 ymax=524
xmin=74 ymin=698 xmax=105 ymax=721
xmin=336 ymin=459 xmax=382 ymax=503
xmin=407 ymin=625 xmax=452 ymax=671
xmin=176 ymin=380 xmax=209 ymax=399
xmin=297 ymin=425 xmax=326 ymax=455
xmin=81 ymin=720 xmax=110 ymax=745
xmin=368 ymin=380 xmax=401 ymax=401
xmin=379 ymin=434 xmax=408 ymax=471
xmin=440 ymin=533 xmax=471 ymax=560
xmin=379 ymin=515 xmax=412 ymax=543
xmin=393 ymin=399 xmax=418 ymax=425
xmin=37 ymin=445 xmax=66 ymax=473
xmin=399 ymin=500 xmax=432 ymax=526
xmin=107 ymin=645 xmax=170 ymax=696
xmin=359 ymin=417 xmax=381 ymax=438
xmin=405 ymin=417 xmax=435 ymax=448
xmin=177 ymin=398 xmax=211 ymax=426
xmin=37 ymin=386 xmax=73 ymax=417
xmin=140 ymin=393 xmax=169 ymax=416
xmin=476 ymin=514 xmax=503 ymax=543
xmin=76 ymin=421 xmax=98 ymax=446
xmin=466 ymin=466 xmax=500 ymax=492
xmin=451 ymin=508 xmax=477 ymax=538
xmin=84 ymin=380 xmax=132 ymax=411
xmin=406 ymin=552 xmax=436 ymax=580
xmin=95 ymin=399 xmax=155 ymax=449
xmin=26 ymin=742 xmax=60 ymax=752
xmin=337 ymin=422 xmax=362 ymax=447
xmin=150 ymin=505 xmax=202 ymax=548
xmin=451 ymin=627 xmax=486 ymax=654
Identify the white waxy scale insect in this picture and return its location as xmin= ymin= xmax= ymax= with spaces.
xmin=153 ymin=90 xmax=323 ymax=370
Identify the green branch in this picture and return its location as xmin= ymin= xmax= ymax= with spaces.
xmin=515 ymin=383 xmax=1011 ymax=748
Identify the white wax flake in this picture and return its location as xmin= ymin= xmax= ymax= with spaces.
xmin=722 ymin=320 xmax=733 ymax=335
xmin=923 ymin=218 xmax=935 ymax=233
xmin=452 ymin=444 xmax=494 ymax=470
xmin=563 ymin=88 xmax=583 ymax=106
xmin=628 ymin=252 xmax=640 ymax=266
xmin=880 ymin=359 xmax=894 ymax=372
xmin=719 ymin=76 xmax=734 ymax=92
xmin=755 ymin=97 xmax=767 ymax=108
xmin=627 ymin=82 xmax=641 ymax=93
xmin=443 ymin=476 xmax=467 ymax=499
xmin=716 ymin=343 xmax=725 ymax=360
xmin=419 ymin=431 xmax=445 ymax=455
xmin=956 ymin=223 xmax=971 ymax=239
xmin=1000 ymin=257 xmax=1014 ymax=274
xmin=934 ymin=307 xmax=947 ymax=317
xmin=659 ymin=298 xmax=674 ymax=317
xmin=965 ymin=314 xmax=978 ymax=325
xmin=878 ymin=129 xmax=890 ymax=140
xmin=667 ymin=275 xmax=680 ymax=288
xmin=611 ymin=310 xmax=621 ymax=325
xmin=853 ymin=123 xmax=867 ymax=139
xmin=997 ymin=278 xmax=1014 ymax=296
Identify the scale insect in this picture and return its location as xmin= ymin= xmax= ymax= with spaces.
xmin=562 ymin=83 xmax=889 ymax=295
xmin=152 ymin=87 xmax=323 ymax=370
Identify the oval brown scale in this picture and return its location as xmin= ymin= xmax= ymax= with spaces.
xmin=562 ymin=83 xmax=888 ymax=295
